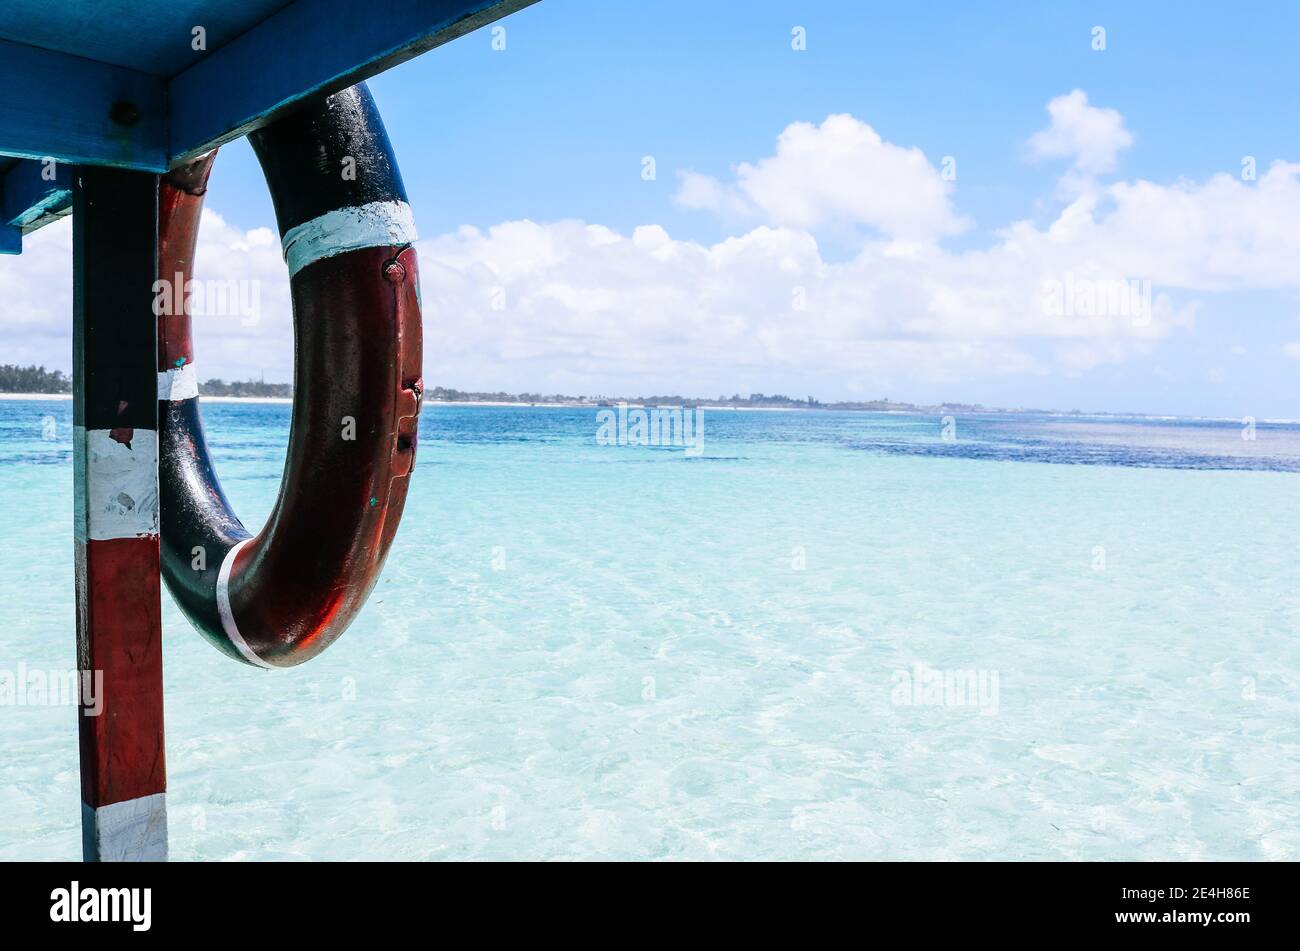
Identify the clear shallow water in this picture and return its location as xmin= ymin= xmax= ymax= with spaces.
xmin=2 ymin=398 xmax=1298 ymax=860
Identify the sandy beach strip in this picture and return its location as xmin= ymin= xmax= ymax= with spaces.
xmin=3 ymin=393 xmax=813 ymax=412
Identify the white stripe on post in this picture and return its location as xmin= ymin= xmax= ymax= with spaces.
xmin=72 ymin=427 xmax=160 ymax=542
xmin=82 ymin=793 xmax=169 ymax=862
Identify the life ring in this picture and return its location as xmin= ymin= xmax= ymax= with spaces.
xmin=157 ymin=83 xmax=423 ymax=668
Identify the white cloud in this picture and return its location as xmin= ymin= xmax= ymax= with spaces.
xmin=675 ymin=113 xmax=968 ymax=241
xmin=0 ymin=209 xmax=293 ymax=383
xmin=1027 ymin=90 xmax=1133 ymax=191
xmin=413 ymin=202 xmax=1191 ymax=395
xmin=0 ymin=215 xmax=72 ymax=368
xmin=672 ymin=169 xmax=750 ymax=219
xmin=7 ymin=96 xmax=1300 ymax=400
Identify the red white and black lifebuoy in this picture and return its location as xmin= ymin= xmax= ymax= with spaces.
xmin=157 ymin=84 xmax=422 ymax=669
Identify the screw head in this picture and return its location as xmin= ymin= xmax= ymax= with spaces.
xmin=383 ymin=260 xmax=406 ymax=283
xmin=109 ymin=101 xmax=140 ymax=126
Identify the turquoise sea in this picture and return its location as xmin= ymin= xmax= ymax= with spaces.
xmin=1 ymin=397 xmax=1298 ymax=860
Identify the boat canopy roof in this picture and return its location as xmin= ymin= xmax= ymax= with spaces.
xmin=0 ymin=0 xmax=533 ymax=254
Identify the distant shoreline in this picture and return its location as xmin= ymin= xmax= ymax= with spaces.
xmin=423 ymin=400 xmax=806 ymax=411
xmin=0 ymin=393 xmax=821 ymax=411
xmin=1 ymin=392 xmax=1296 ymax=424
xmin=0 ymin=394 xmax=797 ymax=409
xmin=0 ymin=393 xmax=294 ymax=405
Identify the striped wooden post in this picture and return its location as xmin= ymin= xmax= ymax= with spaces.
xmin=72 ymin=166 xmax=168 ymax=861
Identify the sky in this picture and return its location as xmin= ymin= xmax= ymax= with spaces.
xmin=5 ymin=0 xmax=1300 ymax=416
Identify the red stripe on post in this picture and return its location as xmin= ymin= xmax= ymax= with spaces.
xmin=75 ymin=536 xmax=166 ymax=807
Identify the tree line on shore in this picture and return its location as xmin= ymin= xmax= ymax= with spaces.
xmin=0 ymin=364 xmax=72 ymax=393
xmin=0 ymin=365 xmax=293 ymax=398
xmin=1 ymin=365 xmax=1006 ymax=414
xmin=423 ymin=386 xmax=984 ymax=412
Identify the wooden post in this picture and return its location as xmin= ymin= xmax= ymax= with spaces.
xmin=72 ymin=166 xmax=167 ymax=861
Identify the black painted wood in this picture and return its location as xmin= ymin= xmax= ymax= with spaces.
xmin=72 ymin=166 xmax=160 ymax=432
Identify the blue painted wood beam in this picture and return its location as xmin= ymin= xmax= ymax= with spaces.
xmin=0 ymin=38 xmax=167 ymax=172
xmin=168 ymin=0 xmax=538 ymax=164
xmin=4 ymin=158 xmax=75 ymax=227
xmin=0 ymin=0 xmax=538 ymax=251
xmin=0 ymin=157 xmax=75 ymax=254
xmin=0 ymin=1 xmax=534 ymax=170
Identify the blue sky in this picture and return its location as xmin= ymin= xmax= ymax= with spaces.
xmin=6 ymin=0 xmax=1300 ymax=416
xmin=212 ymin=1 xmax=1300 ymax=242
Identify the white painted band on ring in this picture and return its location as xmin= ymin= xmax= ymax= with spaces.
xmin=157 ymin=362 xmax=199 ymax=400
xmin=281 ymin=199 xmax=417 ymax=278
xmin=215 ymin=538 xmax=273 ymax=669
